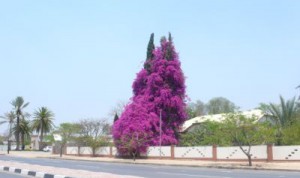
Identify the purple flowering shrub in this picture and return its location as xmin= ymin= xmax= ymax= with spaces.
xmin=113 ymin=35 xmax=187 ymax=156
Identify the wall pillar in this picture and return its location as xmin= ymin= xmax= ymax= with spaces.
xmin=109 ymin=146 xmax=113 ymax=157
xmin=267 ymin=144 xmax=273 ymax=162
xmin=171 ymin=145 xmax=175 ymax=159
xmin=212 ymin=145 xmax=217 ymax=161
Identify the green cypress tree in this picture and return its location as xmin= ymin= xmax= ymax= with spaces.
xmin=144 ymin=33 xmax=155 ymax=71
xmin=166 ymin=32 xmax=173 ymax=61
xmin=114 ymin=113 xmax=119 ymax=123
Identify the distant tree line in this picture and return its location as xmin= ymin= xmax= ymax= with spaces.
xmin=53 ymin=118 xmax=111 ymax=157
xmin=186 ymin=97 xmax=239 ymax=119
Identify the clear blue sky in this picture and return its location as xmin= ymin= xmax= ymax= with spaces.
xmin=0 ymin=0 xmax=299 ymax=132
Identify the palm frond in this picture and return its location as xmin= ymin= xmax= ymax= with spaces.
xmin=32 ymin=107 xmax=55 ymax=135
xmin=22 ymin=102 xmax=30 ymax=109
xmin=268 ymin=96 xmax=298 ymax=127
xmin=269 ymin=103 xmax=282 ymax=126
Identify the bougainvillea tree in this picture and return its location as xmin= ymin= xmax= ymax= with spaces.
xmin=113 ymin=33 xmax=187 ymax=156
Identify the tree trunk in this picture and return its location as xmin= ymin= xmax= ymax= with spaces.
xmin=7 ymin=140 xmax=10 ymax=154
xmin=21 ymin=133 xmax=25 ymax=151
xmin=60 ymin=145 xmax=63 ymax=157
xmin=132 ymin=152 xmax=136 ymax=161
xmin=7 ymin=123 xmax=12 ymax=154
xmin=16 ymin=116 xmax=20 ymax=150
xmin=40 ymin=125 xmax=44 ymax=151
xmin=238 ymin=144 xmax=253 ymax=166
xmin=247 ymin=154 xmax=252 ymax=166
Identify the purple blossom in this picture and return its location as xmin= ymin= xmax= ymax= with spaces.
xmin=113 ymin=35 xmax=187 ymax=155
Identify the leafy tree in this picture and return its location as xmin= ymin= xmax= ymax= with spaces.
xmin=113 ymin=34 xmax=187 ymax=156
xmin=56 ymin=123 xmax=81 ymax=157
xmin=115 ymin=131 xmax=150 ymax=161
xmin=113 ymin=101 xmax=155 ymax=157
xmin=44 ymin=134 xmax=55 ymax=145
xmin=11 ymin=96 xmax=29 ymax=150
xmin=77 ymin=119 xmax=111 ymax=156
xmin=219 ymin=114 xmax=275 ymax=166
xmin=32 ymin=107 xmax=55 ymax=150
xmin=282 ymin=121 xmax=300 ymax=145
xmin=0 ymin=111 xmax=16 ymax=153
xmin=206 ymin=97 xmax=238 ymax=114
xmin=186 ymin=100 xmax=206 ymax=119
xmin=180 ymin=121 xmax=230 ymax=146
xmin=85 ymin=136 xmax=110 ymax=156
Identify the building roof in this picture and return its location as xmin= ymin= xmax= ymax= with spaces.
xmin=180 ymin=109 xmax=267 ymax=132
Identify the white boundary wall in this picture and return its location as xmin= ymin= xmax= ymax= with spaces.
xmin=273 ymin=146 xmax=300 ymax=160
xmin=96 ymin=147 xmax=110 ymax=155
xmin=0 ymin=145 xmax=7 ymax=152
xmin=147 ymin=146 xmax=171 ymax=157
xmin=66 ymin=146 xmax=78 ymax=154
xmin=174 ymin=146 xmax=212 ymax=158
xmin=79 ymin=147 xmax=93 ymax=155
xmin=112 ymin=147 xmax=118 ymax=156
xmin=65 ymin=145 xmax=300 ymax=161
xmin=217 ymin=145 xmax=267 ymax=159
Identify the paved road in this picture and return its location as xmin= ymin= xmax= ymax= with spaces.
xmin=1 ymin=156 xmax=300 ymax=178
xmin=0 ymin=171 xmax=29 ymax=178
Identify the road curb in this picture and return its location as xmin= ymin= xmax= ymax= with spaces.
xmin=0 ymin=165 xmax=72 ymax=178
xmin=43 ymin=156 xmax=300 ymax=172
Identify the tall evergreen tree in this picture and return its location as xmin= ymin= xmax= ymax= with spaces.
xmin=133 ymin=33 xmax=155 ymax=96
xmin=165 ymin=32 xmax=174 ymax=60
xmin=146 ymin=36 xmax=187 ymax=144
xmin=113 ymin=34 xmax=187 ymax=156
xmin=113 ymin=113 xmax=119 ymax=123
xmin=146 ymin=33 xmax=155 ymax=60
xmin=144 ymin=33 xmax=155 ymax=71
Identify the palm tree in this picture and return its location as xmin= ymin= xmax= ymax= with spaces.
xmin=0 ymin=111 xmax=16 ymax=153
xmin=268 ymin=96 xmax=298 ymax=127
xmin=21 ymin=112 xmax=31 ymax=150
xmin=32 ymin=107 xmax=55 ymax=150
xmin=11 ymin=96 xmax=30 ymax=150
xmin=18 ymin=119 xmax=31 ymax=149
xmin=267 ymin=96 xmax=298 ymax=145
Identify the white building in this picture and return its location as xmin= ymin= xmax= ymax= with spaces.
xmin=180 ymin=109 xmax=274 ymax=133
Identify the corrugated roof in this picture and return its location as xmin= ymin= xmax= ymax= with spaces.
xmin=181 ymin=109 xmax=266 ymax=132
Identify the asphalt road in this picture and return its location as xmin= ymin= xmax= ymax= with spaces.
xmin=0 ymin=156 xmax=300 ymax=178
xmin=0 ymin=171 xmax=29 ymax=178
